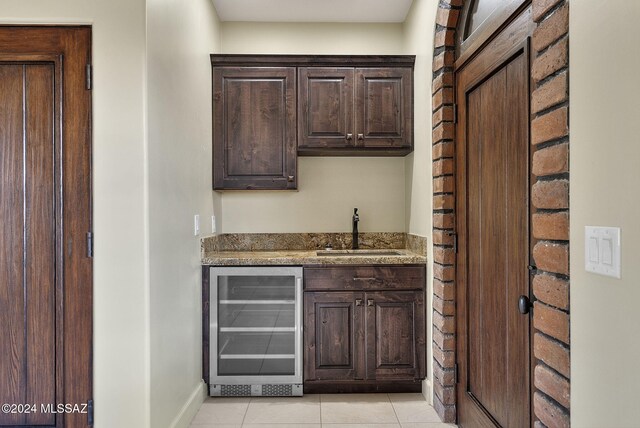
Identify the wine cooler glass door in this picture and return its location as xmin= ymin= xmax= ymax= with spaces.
xmin=211 ymin=267 xmax=303 ymax=385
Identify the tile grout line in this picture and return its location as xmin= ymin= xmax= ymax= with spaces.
xmin=387 ymin=393 xmax=402 ymax=427
xmin=240 ymin=397 xmax=251 ymax=427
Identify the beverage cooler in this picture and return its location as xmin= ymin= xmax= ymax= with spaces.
xmin=209 ymin=266 xmax=303 ymax=396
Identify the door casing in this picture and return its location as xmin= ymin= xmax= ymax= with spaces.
xmin=0 ymin=26 xmax=93 ymax=428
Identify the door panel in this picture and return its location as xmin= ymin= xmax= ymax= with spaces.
xmin=298 ymin=67 xmax=354 ymax=150
xmin=25 ymin=64 xmax=57 ymax=426
xmin=456 ymin=8 xmax=532 ymax=428
xmin=0 ymin=63 xmax=56 ymax=426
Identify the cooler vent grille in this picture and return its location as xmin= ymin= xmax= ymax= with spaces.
xmin=262 ymin=384 xmax=292 ymax=396
xmin=220 ymin=384 xmax=251 ymax=396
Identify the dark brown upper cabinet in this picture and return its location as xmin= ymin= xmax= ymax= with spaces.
xmin=298 ymin=67 xmax=355 ymax=151
xmin=212 ymin=66 xmax=297 ymax=190
xmin=211 ymin=55 xmax=415 ymax=190
xmin=298 ymin=65 xmax=413 ymax=156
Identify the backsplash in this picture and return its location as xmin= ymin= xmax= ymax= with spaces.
xmin=405 ymin=233 xmax=428 ymax=256
xmin=202 ymin=232 xmax=427 ymax=255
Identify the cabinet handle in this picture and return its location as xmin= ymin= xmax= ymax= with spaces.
xmin=346 ymin=133 xmax=353 ymax=140
xmin=357 ymin=133 xmax=364 ymax=140
xmin=287 ymin=175 xmax=295 ymax=182
xmin=352 ymin=277 xmax=381 ymax=282
xmin=355 ymin=299 xmax=363 ymax=306
xmin=367 ymin=299 xmax=375 ymax=307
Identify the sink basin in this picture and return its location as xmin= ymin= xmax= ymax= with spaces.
xmin=316 ymin=249 xmax=403 ymax=256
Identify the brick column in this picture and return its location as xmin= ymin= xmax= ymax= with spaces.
xmin=531 ymin=1 xmax=571 ymax=427
xmin=431 ymin=0 xmax=462 ymax=422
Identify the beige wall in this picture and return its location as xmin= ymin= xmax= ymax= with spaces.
xmin=146 ymin=1 xmax=221 ymax=427
xmin=218 ymin=22 xmax=407 ymax=233
xmin=404 ymin=0 xmax=436 ymax=238
xmin=570 ymin=1 xmax=640 ymax=426
xmin=1 ymin=2 xmax=149 ymax=428
xmin=402 ymin=0 xmax=439 ymax=403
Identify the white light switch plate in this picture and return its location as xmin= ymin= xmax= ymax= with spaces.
xmin=585 ymin=226 xmax=620 ymax=278
xmin=194 ymin=214 xmax=200 ymax=236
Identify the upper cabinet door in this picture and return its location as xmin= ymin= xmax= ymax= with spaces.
xmin=355 ymin=68 xmax=413 ymax=150
xmin=298 ymin=67 xmax=354 ymax=152
xmin=213 ymin=67 xmax=297 ymax=190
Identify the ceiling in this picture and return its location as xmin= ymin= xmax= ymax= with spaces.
xmin=211 ymin=0 xmax=414 ymax=23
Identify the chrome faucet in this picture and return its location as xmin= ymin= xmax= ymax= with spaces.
xmin=352 ymin=208 xmax=359 ymax=250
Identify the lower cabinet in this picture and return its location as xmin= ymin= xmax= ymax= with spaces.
xmin=303 ymin=265 xmax=426 ymax=392
xmin=304 ymin=292 xmax=364 ymax=382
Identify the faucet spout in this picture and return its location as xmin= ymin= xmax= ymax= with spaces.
xmin=352 ymin=208 xmax=359 ymax=250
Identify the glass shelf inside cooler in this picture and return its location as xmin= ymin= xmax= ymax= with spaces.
xmin=218 ymin=276 xmax=295 ymax=301
xmin=218 ymin=332 xmax=294 ymax=357
xmin=218 ymin=358 xmax=295 ymax=376
xmin=219 ymin=303 xmax=294 ymax=329
xmin=217 ymin=331 xmax=296 ymax=376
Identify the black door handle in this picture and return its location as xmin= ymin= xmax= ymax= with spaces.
xmin=518 ymin=295 xmax=532 ymax=314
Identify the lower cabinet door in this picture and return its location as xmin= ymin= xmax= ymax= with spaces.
xmin=364 ymin=291 xmax=425 ymax=381
xmin=304 ymin=292 xmax=365 ymax=381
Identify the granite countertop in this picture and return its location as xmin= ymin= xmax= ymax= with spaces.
xmin=201 ymin=233 xmax=427 ymax=266
xmin=201 ymin=248 xmax=426 ymax=266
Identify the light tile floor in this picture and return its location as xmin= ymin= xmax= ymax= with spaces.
xmin=190 ymin=393 xmax=457 ymax=428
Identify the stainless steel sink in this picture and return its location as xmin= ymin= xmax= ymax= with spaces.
xmin=316 ymin=249 xmax=403 ymax=256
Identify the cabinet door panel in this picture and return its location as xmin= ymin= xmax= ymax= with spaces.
xmin=365 ymin=291 xmax=425 ymax=381
xmin=304 ymin=292 xmax=364 ymax=381
xmin=298 ymin=67 xmax=354 ymax=150
xmin=213 ymin=67 xmax=296 ymax=190
xmin=355 ymin=68 xmax=412 ymax=149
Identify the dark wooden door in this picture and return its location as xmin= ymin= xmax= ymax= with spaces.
xmin=0 ymin=27 xmax=92 ymax=428
xmin=213 ymin=67 xmax=297 ymax=190
xmin=304 ymin=292 xmax=365 ymax=381
xmin=355 ymin=68 xmax=412 ymax=150
xmin=455 ymin=9 xmax=533 ymax=428
xmin=365 ymin=291 xmax=425 ymax=381
xmin=298 ymin=67 xmax=354 ymax=151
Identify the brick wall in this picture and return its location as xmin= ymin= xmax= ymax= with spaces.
xmin=431 ymin=1 xmax=459 ymax=422
xmin=531 ymin=1 xmax=570 ymax=426
xmin=431 ymin=0 xmax=570 ymax=425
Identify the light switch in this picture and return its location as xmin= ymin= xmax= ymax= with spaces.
xmin=585 ymin=226 xmax=621 ymax=279
xmin=601 ymin=238 xmax=613 ymax=265
xmin=194 ymin=214 xmax=200 ymax=236
xmin=588 ymin=237 xmax=599 ymax=263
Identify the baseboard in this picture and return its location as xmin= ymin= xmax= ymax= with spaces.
xmin=169 ymin=381 xmax=206 ymax=428
xmin=422 ymin=378 xmax=433 ymax=406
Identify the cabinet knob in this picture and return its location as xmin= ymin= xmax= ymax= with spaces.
xmin=346 ymin=133 xmax=353 ymax=140
xmin=357 ymin=133 xmax=364 ymax=140
xmin=367 ymin=299 xmax=375 ymax=307
xmin=287 ymin=175 xmax=295 ymax=182
xmin=355 ymin=299 xmax=363 ymax=306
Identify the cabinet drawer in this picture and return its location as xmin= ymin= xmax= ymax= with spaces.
xmin=304 ymin=265 xmax=425 ymax=291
